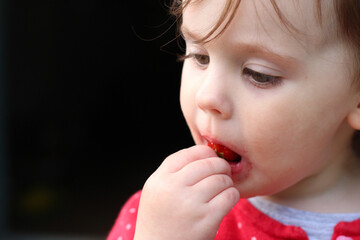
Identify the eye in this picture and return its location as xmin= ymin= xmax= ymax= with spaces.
xmin=193 ymin=54 xmax=210 ymax=66
xmin=178 ymin=53 xmax=210 ymax=68
xmin=243 ymin=67 xmax=281 ymax=87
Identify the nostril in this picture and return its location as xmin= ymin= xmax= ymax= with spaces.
xmin=213 ymin=109 xmax=222 ymax=115
xmin=197 ymin=102 xmax=221 ymax=115
xmin=198 ymin=102 xmax=232 ymax=119
xmin=210 ymin=108 xmax=223 ymax=116
xmin=197 ymin=101 xmax=227 ymax=118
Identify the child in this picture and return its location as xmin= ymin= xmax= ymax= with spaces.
xmin=108 ymin=0 xmax=360 ymax=239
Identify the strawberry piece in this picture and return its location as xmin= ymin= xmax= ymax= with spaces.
xmin=223 ymin=147 xmax=239 ymax=162
xmin=207 ymin=141 xmax=239 ymax=162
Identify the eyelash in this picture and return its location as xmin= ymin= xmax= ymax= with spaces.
xmin=178 ymin=53 xmax=282 ymax=88
xmin=243 ymin=67 xmax=282 ymax=87
xmin=178 ymin=53 xmax=209 ymax=67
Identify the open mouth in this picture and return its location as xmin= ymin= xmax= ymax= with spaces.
xmin=207 ymin=141 xmax=242 ymax=163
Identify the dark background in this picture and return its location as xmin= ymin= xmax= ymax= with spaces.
xmin=2 ymin=0 xmax=193 ymax=238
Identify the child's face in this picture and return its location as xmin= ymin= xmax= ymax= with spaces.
xmin=180 ymin=0 xmax=359 ymax=198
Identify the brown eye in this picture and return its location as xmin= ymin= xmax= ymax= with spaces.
xmin=194 ymin=54 xmax=210 ymax=66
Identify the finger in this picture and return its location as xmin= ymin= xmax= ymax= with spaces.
xmin=179 ymin=157 xmax=231 ymax=186
xmin=208 ymin=187 xmax=240 ymax=222
xmin=191 ymin=174 xmax=234 ymax=203
xmin=161 ymin=145 xmax=217 ymax=173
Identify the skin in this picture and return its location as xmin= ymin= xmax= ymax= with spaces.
xmin=134 ymin=1 xmax=360 ymax=240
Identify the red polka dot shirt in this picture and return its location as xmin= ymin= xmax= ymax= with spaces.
xmin=107 ymin=191 xmax=360 ymax=240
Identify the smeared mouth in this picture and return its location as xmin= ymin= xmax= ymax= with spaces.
xmin=207 ymin=141 xmax=242 ymax=163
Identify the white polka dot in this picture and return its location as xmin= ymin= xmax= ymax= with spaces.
xmin=125 ymin=223 xmax=132 ymax=230
xmin=251 ymin=237 xmax=257 ymax=240
xmin=336 ymin=236 xmax=352 ymax=240
xmin=117 ymin=237 xmax=123 ymax=240
xmin=237 ymin=222 xmax=242 ymax=229
xmin=129 ymin=208 xmax=136 ymax=214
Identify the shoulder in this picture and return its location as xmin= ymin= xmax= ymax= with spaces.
xmin=107 ymin=191 xmax=142 ymax=240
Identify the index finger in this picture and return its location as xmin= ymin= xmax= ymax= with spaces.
xmin=161 ymin=145 xmax=217 ymax=173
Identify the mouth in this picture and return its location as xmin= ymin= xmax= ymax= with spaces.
xmin=207 ymin=141 xmax=242 ymax=164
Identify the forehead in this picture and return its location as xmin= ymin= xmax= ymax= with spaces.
xmin=182 ymin=0 xmax=335 ymax=50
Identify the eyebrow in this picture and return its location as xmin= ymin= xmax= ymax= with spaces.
xmin=181 ymin=25 xmax=299 ymax=68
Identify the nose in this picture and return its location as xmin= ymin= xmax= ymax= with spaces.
xmin=195 ymin=74 xmax=233 ymax=119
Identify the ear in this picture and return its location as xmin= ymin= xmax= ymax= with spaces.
xmin=348 ymin=102 xmax=360 ymax=130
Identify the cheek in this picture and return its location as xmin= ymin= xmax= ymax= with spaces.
xmin=179 ymin=67 xmax=198 ymax=135
xmin=240 ymin=86 xmax=351 ymax=189
xmin=243 ymin=99 xmax=301 ymax=160
xmin=243 ymin=80 xmax=349 ymax=155
xmin=238 ymin=102 xmax=315 ymax=195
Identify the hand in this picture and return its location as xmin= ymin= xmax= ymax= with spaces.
xmin=134 ymin=145 xmax=240 ymax=240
